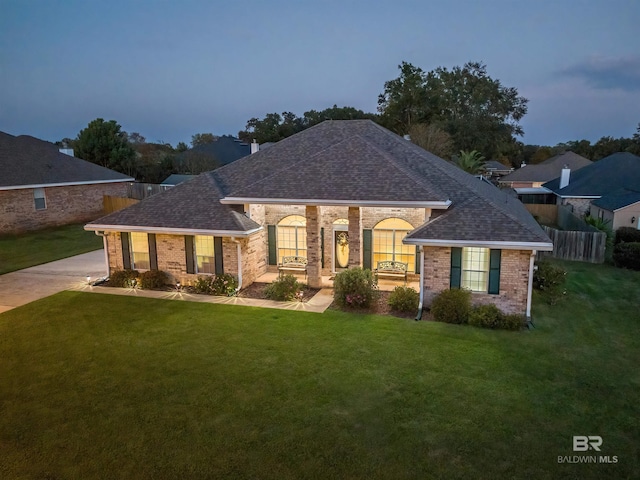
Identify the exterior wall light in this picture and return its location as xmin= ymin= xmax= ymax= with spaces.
xmin=632 ymin=216 xmax=636 ymax=224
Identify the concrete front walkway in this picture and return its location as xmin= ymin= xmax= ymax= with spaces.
xmin=0 ymin=250 xmax=107 ymax=314
xmin=0 ymin=249 xmax=335 ymax=314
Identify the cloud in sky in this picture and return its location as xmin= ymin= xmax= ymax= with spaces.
xmin=561 ymin=55 xmax=640 ymax=92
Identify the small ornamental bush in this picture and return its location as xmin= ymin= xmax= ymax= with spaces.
xmin=193 ymin=276 xmax=214 ymax=294
xmin=615 ymin=227 xmax=640 ymax=245
xmin=612 ymin=242 xmax=640 ymax=271
xmin=468 ymin=304 xmax=502 ymax=329
xmin=211 ymin=273 xmax=239 ymax=296
xmin=108 ymin=269 xmax=139 ymax=288
xmin=265 ymin=275 xmax=303 ymax=301
xmin=430 ymin=288 xmax=471 ymax=324
xmin=139 ymin=270 xmax=169 ymax=290
xmin=498 ymin=313 xmax=525 ymax=331
xmin=333 ymin=268 xmax=378 ymax=308
xmin=533 ymin=261 xmax=567 ymax=305
xmin=388 ymin=286 xmax=419 ymax=313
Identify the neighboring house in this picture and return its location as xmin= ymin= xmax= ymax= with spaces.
xmin=590 ymin=192 xmax=640 ymax=231
xmin=500 ymin=152 xmax=592 ymax=204
xmin=86 ymin=120 xmax=552 ymax=317
xmin=543 ymin=152 xmax=640 ymax=219
xmin=0 ymin=131 xmax=134 ymax=234
xmin=160 ymin=174 xmax=197 ymax=187
xmin=482 ymin=160 xmax=513 ymax=181
xmin=175 ymin=136 xmax=251 ymax=171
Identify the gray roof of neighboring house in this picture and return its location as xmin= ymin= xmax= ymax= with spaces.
xmin=500 ymin=151 xmax=592 ymax=183
xmin=88 ymin=120 xmax=551 ymax=245
xmin=0 ymin=131 xmax=133 ymax=188
xmin=160 ymin=174 xmax=196 ymax=186
xmin=543 ymin=152 xmax=640 ymax=197
xmin=175 ymin=136 xmax=250 ymax=168
xmin=591 ymin=190 xmax=640 ymax=211
xmin=484 ymin=160 xmax=513 ymax=172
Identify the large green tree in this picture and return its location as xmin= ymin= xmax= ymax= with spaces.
xmin=74 ymin=118 xmax=136 ymax=175
xmin=191 ymin=133 xmax=218 ymax=147
xmin=379 ymin=61 xmax=528 ymax=159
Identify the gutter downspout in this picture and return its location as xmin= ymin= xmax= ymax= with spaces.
xmin=231 ymin=237 xmax=243 ymax=293
xmin=526 ymin=250 xmax=536 ymax=328
xmin=415 ymin=246 xmax=425 ymax=321
xmin=94 ymin=231 xmax=109 ymax=279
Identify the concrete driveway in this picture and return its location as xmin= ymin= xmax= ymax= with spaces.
xmin=0 ymin=250 xmax=107 ymax=314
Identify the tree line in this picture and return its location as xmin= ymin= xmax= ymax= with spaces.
xmin=60 ymin=60 xmax=640 ymax=182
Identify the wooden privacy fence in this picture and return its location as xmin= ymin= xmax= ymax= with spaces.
xmin=127 ymin=183 xmax=171 ymax=200
xmin=524 ymin=204 xmax=558 ymax=225
xmin=103 ymin=196 xmax=139 ymax=214
xmin=539 ymin=226 xmax=606 ymax=264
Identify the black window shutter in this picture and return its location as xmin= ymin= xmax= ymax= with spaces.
xmin=363 ymin=229 xmax=372 ymax=270
xmin=148 ymin=234 xmax=158 ymax=271
xmin=450 ymin=247 xmax=462 ymax=288
xmin=185 ymin=236 xmax=195 ymax=274
xmin=267 ymin=225 xmax=277 ymax=265
xmin=488 ymin=249 xmax=501 ymax=294
xmin=320 ymin=227 xmax=325 ymax=268
xmin=121 ymin=232 xmax=131 ymax=270
xmin=415 ymin=246 xmax=421 ymax=274
xmin=214 ymin=237 xmax=224 ymax=274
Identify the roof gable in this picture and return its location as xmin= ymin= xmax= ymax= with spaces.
xmin=500 ymin=151 xmax=591 ymax=183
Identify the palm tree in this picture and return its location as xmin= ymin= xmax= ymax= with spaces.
xmin=454 ymin=150 xmax=486 ymax=174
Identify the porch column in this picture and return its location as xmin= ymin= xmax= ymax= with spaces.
xmin=348 ymin=206 xmax=362 ymax=268
xmin=305 ymin=205 xmax=323 ymax=288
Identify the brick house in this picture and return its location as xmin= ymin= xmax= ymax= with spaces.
xmin=86 ymin=120 xmax=553 ymax=317
xmin=0 ymin=131 xmax=134 ymax=234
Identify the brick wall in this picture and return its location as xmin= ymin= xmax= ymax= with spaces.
xmin=0 ymin=182 xmax=128 ymax=234
xmin=561 ymin=198 xmax=591 ymax=217
xmin=422 ymin=246 xmax=532 ymax=315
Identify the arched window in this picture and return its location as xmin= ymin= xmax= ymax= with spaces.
xmin=373 ymin=218 xmax=415 ymax=272
xmin=277 ymin=215 xmax=307 ymax=263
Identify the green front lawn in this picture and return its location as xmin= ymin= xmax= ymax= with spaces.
xmin=0 ymin=261 xmax=638 ymax=479
xmin=0 ymin=223 xmax=102 ymax=274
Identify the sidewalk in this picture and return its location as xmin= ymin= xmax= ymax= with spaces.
xmin=70 ymin=285 xmax=335 ymax=313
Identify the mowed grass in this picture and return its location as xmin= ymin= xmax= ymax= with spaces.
xmin=0 ymin=261 xmax=638 ymax=479
xmin=0 ymin=223 xmax=103 ymax=274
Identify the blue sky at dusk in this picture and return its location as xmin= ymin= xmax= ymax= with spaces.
xmin=1 ymin=0 xmax=639 ymax=148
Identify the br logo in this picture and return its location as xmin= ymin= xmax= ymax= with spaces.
xmin=573 ymin=436 xmax=603 ymax=452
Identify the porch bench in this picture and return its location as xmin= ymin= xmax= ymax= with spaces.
xmin=278 ymin=256 xmax=308 ymax=279
xmin=374 ymin=260 xmax=408 ymax=284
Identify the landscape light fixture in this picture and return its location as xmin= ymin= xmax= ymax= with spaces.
xmin=86 ymin=276 xmax=91 ymax=285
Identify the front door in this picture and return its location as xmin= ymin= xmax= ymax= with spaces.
xmin=335 ymin=231 xmax=349 ymax=270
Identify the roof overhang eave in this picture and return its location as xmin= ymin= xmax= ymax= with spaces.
xmin=84 ymin=224 xmax=263 ymax=238
xmin=220 ymin=197 xmax=452 ymax=208
xmin=402 ymin=238 xmax=554 ymax=251
xmin=0 ymin=178 xmax=135 ymax=191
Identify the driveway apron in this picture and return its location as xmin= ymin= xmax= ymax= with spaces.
xmin=0 ymin=250 xmax=106 ymax=314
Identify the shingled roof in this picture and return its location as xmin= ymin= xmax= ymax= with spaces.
xmin=500 ymin=151 xmax=592 ymax=184
xmin=87 ymin=120 xmax=551 ymax=246
xmin=543 ymin=152 xmax=640 ymax=197
xmin=0 ymin=131 xmax=133 ymax=189
xmin=591 ymin=190 xmax=640 ymax=211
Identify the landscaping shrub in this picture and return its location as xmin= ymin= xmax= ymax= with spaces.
xmin=468 ymin=304 xmax=502 ymax=329
xmin=210 ymin=273 xmax=239 ymax=296
xmin=333 ymin=268 xmax=378 ymax=308
xmin=388 ymin=286 xmax=419 ymax=313
xmin=193 ymin=276 xmax=214 ymax=294
xmin=533 ymin=261 xmax=567 ymax=305
xmin=265 ymin=275 xmax=303 ymax=301
xmin=108 ymin=269 xmax=139 ymax=288
xmin=139 ymin=270 xmax=169 ymax=290
xmin=615 ymin=227 xmax=640 ymax=245
xmin=612 ymin=242 xmax=640 ymax=271
xmin=430 ymin=288 xmax=471 ymax=324
xmin=498 ymin=313 xmax=525 ymax=331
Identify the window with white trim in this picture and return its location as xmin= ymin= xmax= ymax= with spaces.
xmin=34 ymin=188 xmax=46 ymax=210
xmin=129 ymin=232 xmax=150 ymax=270
xmin=277 ymin=215 xmax=307 ymax=264
xmin=461 ymin=247 xmax=489 ymax=292
xmin=195 ymin=235 xmax=215 ymax=274
xmin=373 ymin=218 xmax=415 ymax=272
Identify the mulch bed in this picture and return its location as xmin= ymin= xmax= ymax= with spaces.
xmin=238 ymin=283 xmax=321 ymax=303
xmin=328 ymin=290 xmax=429 ymax=320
